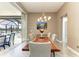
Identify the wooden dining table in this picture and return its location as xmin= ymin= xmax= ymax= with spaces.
xmin=22 ymin=37 xmax=60 ymax=57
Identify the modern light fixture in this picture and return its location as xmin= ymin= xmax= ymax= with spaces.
xmin=37 ymin=13 xmax=51 ymax=37
xmin=37 ymin=13 xmax=51 ymax=22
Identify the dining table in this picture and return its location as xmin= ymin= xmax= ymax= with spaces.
xmin=22 ymin=37 xmax=60 ymax=57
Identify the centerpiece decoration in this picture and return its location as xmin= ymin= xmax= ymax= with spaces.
xmin=37 ymin=13 xmax=51 ymax=38
xmin=37 ymin=22 xmax=47 ymax=38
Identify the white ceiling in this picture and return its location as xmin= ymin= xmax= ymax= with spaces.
xmin=0 ymin=2 xmax=21 ymax=16
xmin=21 ymin=2 xmax=64 ymax=13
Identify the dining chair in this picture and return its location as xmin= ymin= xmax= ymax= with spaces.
xmin=4 ymin=34 xmax=11 ymax=47
xmin=0 ymin=33 xmax=14 ymax=49
xmin=52 ymin=33 xmax=56 ymax=41
xmin=29 ymin=41 xmax=51 ymax=57
xmin=0 ymin=35 xmax=6 ymax=49
xmin=47 ymin=32 xmax=51 ymax=38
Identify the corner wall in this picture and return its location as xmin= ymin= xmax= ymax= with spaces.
xmin=27 ymin=13 xmax=57 ymax=36
xmin=57 ymin=2 xmax=79 ymax=52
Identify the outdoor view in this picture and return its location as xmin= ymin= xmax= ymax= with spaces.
xmin=0 ymin=16 xmax=22 ymax=46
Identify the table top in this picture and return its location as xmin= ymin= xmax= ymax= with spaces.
xmin=22 ymin=37 xmax=60 ymax=52
xmin=33 ymin=37 xmax=60 ymax=52
xmin=33 ymin=37 xmax=49 ymax=42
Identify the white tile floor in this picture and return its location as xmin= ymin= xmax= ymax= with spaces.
xmin=0 ymin=42 xmax=30 ymax=57
xmin=0 ymin=36 xmax=79 ymax=57
xmin=54 ymin=41 xmax=79 ymax=57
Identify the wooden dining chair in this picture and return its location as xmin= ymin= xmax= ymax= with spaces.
xmin=47 ymin=32 xmax=51 ymax=38
xmin=52 ymin=34 xmax=56 ymax=41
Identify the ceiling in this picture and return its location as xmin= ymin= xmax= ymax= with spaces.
xmin=0 ymin=2 xmax=21 ymax=16
xmin=21 ymin=2 xmax=64 ymax=13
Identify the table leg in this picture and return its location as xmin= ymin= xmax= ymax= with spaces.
xmin=53 ymin=51 xmax=55 ymax=57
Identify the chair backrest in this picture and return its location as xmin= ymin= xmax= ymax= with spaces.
xmin=36 ymin=34 xmax=47 ymax=38
xmin=0 ymin=35 xmax=6 ymax=43
xmin=29 ymin=41 xmax=51 ymax=57
xmin=4 ymin=34 xmax=11 ymax=43
xmin=47 ymin=32 xmax=51 ymax=38
xmin=52 ymin=34 xmax=56 ymax=41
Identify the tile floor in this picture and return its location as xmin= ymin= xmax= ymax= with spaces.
xmin=0 ymin=42 xmax=30 ymax=57
xmin=54 ymin=41 xmax=79 ymax=57
xmin=0 ymin=37 xmax=79 ymax=57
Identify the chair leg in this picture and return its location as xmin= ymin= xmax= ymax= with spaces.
xmin=3 ymin=45 xmax=5 ymax=49
xmin=8 ymin=44 xmax=10 ymax=47
xmin=53 ymin=51 xmax=55 ymax=57
xmin=8 ymin=43 xmax=10 ymax=47
xmin=50 ymin=53 xmax=52 ymax=57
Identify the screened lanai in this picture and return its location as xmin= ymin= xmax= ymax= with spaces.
xmin=0 ymin=16 xmax=21 ymax=35
xmin=0 ymin=16 xmax=22 ymax=45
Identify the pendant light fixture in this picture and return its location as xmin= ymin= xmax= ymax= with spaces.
xmin=37 ymin=12 xmax=51 ymax=22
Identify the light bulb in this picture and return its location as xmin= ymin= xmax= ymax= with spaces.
xmin=45 ymin=19 xmax=47 ymax=22
xmin=37 ymin=18 xmax=40 ymax=22
xmin=44 ymin=16 xmax=46 ymax=19
xmin=40 ymin=17 xmax=42 ymax=20
xmin=48 ymin=16 xmax=51 ymax=21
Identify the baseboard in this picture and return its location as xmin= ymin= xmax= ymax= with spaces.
xmin=67 ymin=46 xmax=79 ymax=56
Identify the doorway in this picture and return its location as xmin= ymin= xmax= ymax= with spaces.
xmin=62 ymin=16 xmax=68 ymax=47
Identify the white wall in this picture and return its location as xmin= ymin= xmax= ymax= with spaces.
xmin=0 ymin=2 xmax=21 ymax=16
xmin=57 ymin=3 xmax=79 ymax=52
xmin=21 ymin=13 xmax=28 ymax=42
xmin=27 ymin=13 xmax=57 ymax=35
